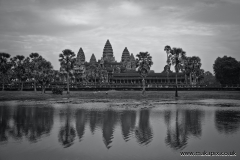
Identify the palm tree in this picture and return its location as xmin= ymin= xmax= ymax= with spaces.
xmin=135 ymin=52 xmax=153 ymax=95
xmin=166 ymin=47 xmax=186 ymax=97
xmin=59 ymin=49 xmax=76 ymax=94
xmin=0 ymin=53 xmax=12 ymax=91
xmin=164 ymin=46 xmax=172 ymax=83
xmin=28 ymin=53 xmax=41 ymax=91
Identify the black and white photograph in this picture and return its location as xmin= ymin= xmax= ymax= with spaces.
xmin=0 ymin=0 xmax=240 ymax=159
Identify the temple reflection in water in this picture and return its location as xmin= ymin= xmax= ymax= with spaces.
xmin=1 ymin=104 xmax=240 ymax=150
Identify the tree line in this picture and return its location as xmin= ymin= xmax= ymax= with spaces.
xmin=0 ymin=49 xmax=112 ymax=94
xmin=163 ymin=46 xmax=205 ymax=97
xmin=0 ymin=52 xmax=53 ymax=93
xmin=1 ymin=48 xmax=240 ymax=95
xmin=162 ymin=45 xmax=240 ymax=96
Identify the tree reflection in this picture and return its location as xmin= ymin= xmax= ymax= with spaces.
xmin=0 ymin=106 xmax=11 ymax=142
xmin=102 ymin=109 xmax=118 ymax=149
xmin=215 ymin=110 xmax=240 ymax=134
xmin=185 ymin=110 xmax=203 ymax=137
xmin=121 ymin=110 xmax=136 ymax=141
xmin=26 ymin=107 xmax=53 ymax=142
xmin=165 ymin=109 xmax=187 ymax=150
xmin=58 ymin=107 xmax=76 ymax=148
xmin=135 ymin=109 xmax=153 ymax=145
xmin=164 ymin=109 xmax=204 ymax=150
xmin=9 ymin=105 xmax=54 ymax=142
xmin=164 ymin=110 xmax=171 ymax=126
xmin=75 ymin=109 xmax=86 ymax=141
xmin=9 ymin=106 xmax=26 ymax=139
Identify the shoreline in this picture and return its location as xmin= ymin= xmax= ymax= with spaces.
xmin=1 ymin=91 xmax=240 ymax=105
xmin=1 ymin=98 xmax=240 ymax=109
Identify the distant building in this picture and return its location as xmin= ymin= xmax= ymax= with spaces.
xmin=60 ymin=39 xmax=185 ymax=85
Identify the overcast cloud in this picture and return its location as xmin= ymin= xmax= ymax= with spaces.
xmin=0 ymin=0 xmax=240 ymax=73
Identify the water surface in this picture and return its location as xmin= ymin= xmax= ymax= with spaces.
xmin=0 ymin=100 xmax=240 ymax=160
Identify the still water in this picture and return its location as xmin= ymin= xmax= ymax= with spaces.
xmin=0 ymin=100 xmax=240 ymax=160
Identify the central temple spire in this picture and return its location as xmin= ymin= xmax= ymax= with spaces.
xmin=103 ymin=39 xmax=115 ymax=62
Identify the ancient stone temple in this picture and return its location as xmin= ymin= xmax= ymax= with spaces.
xmin=121 ymin=47 xmax=136 ymax=71
xmin=73 ymin=48 xmax=87 ymax=76
xmin=90 ymin=54 xmax=97 ymax=64
xmin=162 ymin=65 xmax=173 ymax=74
xmin=61 ymin=39 xmax=185 ymax=86
xmin=130 ymin=53 xmax=136 ymax=70
xmin=121 ymin=47 xmax=130 ymax=62
xmin=102 ymin=39 xmax=115 ymax=62
xmin=76 ymin=47 xmax=85 ymax=64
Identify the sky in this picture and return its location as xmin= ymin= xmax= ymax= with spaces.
xmin=0 ymin=0 xmax=240 ymax=73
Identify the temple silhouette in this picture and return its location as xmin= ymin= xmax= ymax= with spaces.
xmin=58 ymin=40 xmax=185 ymax=86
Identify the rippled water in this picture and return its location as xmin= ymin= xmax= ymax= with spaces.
xmin=1 ymin=100 xmax=240 ymax=160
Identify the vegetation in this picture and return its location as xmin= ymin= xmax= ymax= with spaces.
xmin=0 ymin=52 xmax=54 ymax=93
xmin=183 ymin=57 xmax=191 ymax=84
xmin=59 ymin=49 xmax=76 ymax=94
xmin=1 ymin=48 xmax=240 ymax=97
xmin=213 ymin=56 xmax=240 ymax=85
xmin=38 ymin=59 xmax=53 ymax=94
xmin=52 ymin=86 xmax=63 ymax=95
xmin=27 ymin=53 xmax=41 ymax=92
xmin=135 ymin=52 xmax=153 ymax=95
xmin=195 ymin=69 xmax=205 ymax=84
xmin=24 ymin=53 xmax=53 ymax=92
xmin=164 ymin=46 xmax=186 ymax=97
xmin=10 ymin=55 xmax=28 ymax=91
xmin=201 ymin=71 xmax=221 ymax=87
xmin=185 ymin=56 xmax=204 ymax=85
xmin=164 ymin=46 xmax=172 ymax=83
xmin=0 ymin=53 xmax=12 ymax=91
xmin=165 ymin=46 xmax=205 ymax=94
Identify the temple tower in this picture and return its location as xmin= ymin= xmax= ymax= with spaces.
xmin=130 ymin=53 xmax=136 ymax=70
xmin=76 ymin=47 xmax=85 ymax=64
xmin=103 ymin=39 xmax=115 ymax=62
xmin=90 ymin=53 xmax=97 ymax=64
xmin=121 ymin=47 xmax=130 ymax=62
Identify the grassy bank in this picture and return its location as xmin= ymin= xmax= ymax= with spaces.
xmin=0 ymin=90 xmax=240 ymax=102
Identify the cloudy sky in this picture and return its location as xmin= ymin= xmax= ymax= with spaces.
xmin=0 ymin=0 xmax=240 ymax=73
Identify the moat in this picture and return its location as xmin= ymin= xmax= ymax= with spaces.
xmin=0 ymin=100 xmax=240 ymax=160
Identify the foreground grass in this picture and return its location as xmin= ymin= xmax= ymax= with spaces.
xmin=0 ymin=90 xmax=240 ymax=101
